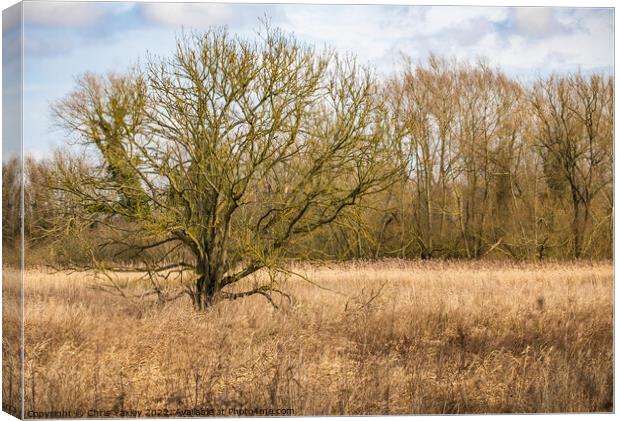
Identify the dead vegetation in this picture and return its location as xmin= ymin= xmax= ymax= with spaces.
xmin=4 ymin=260 xmax=613 ymax=415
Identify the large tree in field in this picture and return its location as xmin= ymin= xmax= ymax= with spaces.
xmin=50 ymin=27 xmax=397 ymax=309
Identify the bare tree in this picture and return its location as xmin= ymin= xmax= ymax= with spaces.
xmin=49 ymin=27 xmax=398 ymax=309
xmin=385 ymin=56 xmax=463 ymax=258
xmin=387 ymin=57 xmax=530 ymax=259
xmin=2 ymin=158 xmax=22 ymax=266
xmin=529 ymin=74 xmax=613 ymax=258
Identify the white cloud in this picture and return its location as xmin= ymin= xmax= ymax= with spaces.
xmin=281 ymin=6 xmax=397 ymax=64
xmin=24 ymin=2 xmax=107 ymax=27
xmin=420 ymin=6 xmax=508 ymax=35
xmin=280 ymin=5 xmax=509 ymax=73
xmin=278 ymin=4 xmax=613 ymax=77
xmin=514 ymin=7 xmax=555 ymax=36
xmin=141 ymin=3 xmax=235 ymax=28
xmin=426 ymin=8 xmax=613 ymax=76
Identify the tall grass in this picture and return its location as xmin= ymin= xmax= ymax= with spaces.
xmin=11 ymin=260 xmax=614 ymax=415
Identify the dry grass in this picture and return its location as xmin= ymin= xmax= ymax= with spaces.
xmin=3 ymin=260 xmax=614 ymax=416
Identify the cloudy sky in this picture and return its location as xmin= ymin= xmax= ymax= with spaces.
xmin=3 ymin=1 xmax=615 ymax=156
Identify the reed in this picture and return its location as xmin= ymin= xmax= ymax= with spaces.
xmin=4 ymin=260 xmax=612 ymax=415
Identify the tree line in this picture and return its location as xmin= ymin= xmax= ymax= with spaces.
xmin=2 ymin=26 xmax=613 ymax=306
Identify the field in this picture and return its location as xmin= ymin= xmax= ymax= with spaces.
xmin=3 ymin=260 xmax=614 ymax=416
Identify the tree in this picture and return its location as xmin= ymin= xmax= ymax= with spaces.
xmin=50 ymin=27 xmax=398 ymax=309
xmin=387 ymin=57 xmax=529 ymax=259
xmin=529 ymin=74 xmax=613 ymax=258
xmin=386 ymin=55 xmax=460 ymax=258
xmin=452 ymin=61 xmax=527 ymax=258
xmin=2 ymin=158 xmax=22 ymax=266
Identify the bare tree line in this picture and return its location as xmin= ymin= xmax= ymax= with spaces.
xmin=2 ymin=26 xmax=613 ymax=307
xmin=372 ymin=55 xmax=613 ymax=261
xmin=287 ymin=55 xmax=613 ymax=262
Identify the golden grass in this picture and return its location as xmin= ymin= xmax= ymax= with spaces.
xmin=4 ymin=260 xmax=614 ymax=416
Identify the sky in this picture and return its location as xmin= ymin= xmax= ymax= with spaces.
xmin=2 ymin=1 xmax=615 ymax=157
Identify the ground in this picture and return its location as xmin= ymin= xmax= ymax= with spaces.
xmin=2 ymin=260 xmax=614 ymax=416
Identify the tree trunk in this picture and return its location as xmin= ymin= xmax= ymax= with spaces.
xmin=193 ymin=275 xmax=219 ymax=310
xmin=570 ymin=189 xmax=586 ymax=259
xmin=194 ymin=276 xmax=205 ymax=310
